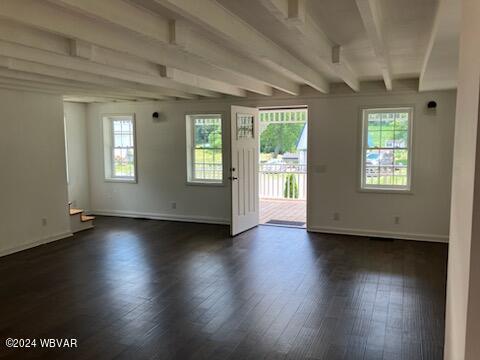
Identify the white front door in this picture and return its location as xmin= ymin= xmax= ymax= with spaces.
xmin=230 ymin=105 xmax=259 ymax=236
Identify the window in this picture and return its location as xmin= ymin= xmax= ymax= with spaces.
xmin=186 ymin=114 xmax=223 ymax=184
xmin=361 ymin=107 xmax=412 ymax=191
xmin=103 ymin=114 xmax=137 ymax=182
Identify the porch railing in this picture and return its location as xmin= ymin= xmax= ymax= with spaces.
xmin=259 ymin=163 xmax=307 ymax=200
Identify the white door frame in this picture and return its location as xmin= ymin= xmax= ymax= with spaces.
xmin=257 ymin=105 xmax=309 ymax=228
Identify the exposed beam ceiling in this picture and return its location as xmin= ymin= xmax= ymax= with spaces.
xmin=0 ymin=65 xmax=173 ymax=101
xmin=63 ymin=96 xmax=129 ymax=103
xmin=0 ymin=0 xmax=267 ymax=97
xmin=152 ymin=0 xmax=330 ymax=93
xmin=0 ymin=40 xmax=203 ymax=99
xmin=260 ymin=0 xmax=360 ymax=92
xmin=355 ymin=0 xmax=393 ymax=91
xmin=170 ymin=21 xmax=299 ymax=95
xmin=0 ymin=77 xmax=143 ymax=101
xmin=49 ymin=0 xmax=171 ymax=43
xmin=259 ymin=0 xmax=307 ymax=26
xmin=164 ymin=68 xmax=247 ymax=97
xmin=47 ymin=0 xmax=276 ymax=96
xmin=0 ymin=0 xmax=460 ymax=102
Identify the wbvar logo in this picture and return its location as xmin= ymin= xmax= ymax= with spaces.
xmin=40 ymin=339 xmax=78 ymax=348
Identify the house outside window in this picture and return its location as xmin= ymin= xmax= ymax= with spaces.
xmin=361 ymin=107 xmax=413 ymax=191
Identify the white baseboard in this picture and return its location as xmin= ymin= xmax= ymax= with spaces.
xmin=91 ymin=209 xmax=230 ymax=225
xmin=307 ymin=225 xmax=449 ymax=243
xmin=0 ymin=231 xmax=73 ymax=257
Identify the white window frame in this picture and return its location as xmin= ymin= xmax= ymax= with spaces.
xmin=360 ymin=107 xmax=413 ymax=192
xmin=102 ymin=114 xmax=137 ymax=183
xmin=186 ymin=113 xmax=224 ymax=185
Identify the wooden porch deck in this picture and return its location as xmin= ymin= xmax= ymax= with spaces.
xmin=259 ymin=198 xmax=306 ymax=227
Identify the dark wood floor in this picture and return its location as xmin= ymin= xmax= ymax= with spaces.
xmin=0 ymin=217 xmax=448 ymax=359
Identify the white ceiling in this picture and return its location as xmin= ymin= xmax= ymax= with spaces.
xmin=0 ymin=0 xmax=460 ymax=102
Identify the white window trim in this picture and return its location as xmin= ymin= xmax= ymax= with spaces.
xmin=186 ymin=113 xmax=225 ymax=186
xmin=359 ymin=106 xmax=414 ymax=193
xmin=102 ymin=113 xmax=138 ymax=183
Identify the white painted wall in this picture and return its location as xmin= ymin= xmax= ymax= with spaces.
xmin=444 ymin=0 xmax=480 ymax=359
xmin=87 ymin=101 xmax=231 ymax=223
xmin=86 ymin=84 xmax=456 ymax=242
xmin=305 ymin=91 xmax=455 ymax=242
xmin=64 ymin=102 xmax=90 ymax=210
xmin=0 ymin=88 xmax=71 ymax=256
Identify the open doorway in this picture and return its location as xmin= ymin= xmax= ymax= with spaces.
xmin=259 ymin=106 xmax=307 ymax=228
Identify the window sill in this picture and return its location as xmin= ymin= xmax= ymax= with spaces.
xmin=104 ymin=178 xmax=137 ymax=184
xmin=186 ymin=180 xmax=224 ymax=187
xmin=358 ymin=187 xmax=412 ymax=195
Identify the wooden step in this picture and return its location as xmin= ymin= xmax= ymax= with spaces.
xmin=70 ymin=211 xmax=94 ymax=233
xmin=69 ymin=208 xmax=83 ymax=216
xmin=81 ymin=215 xmax=95 ymax=222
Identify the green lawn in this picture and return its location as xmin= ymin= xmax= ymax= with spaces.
xmin=114 ymin=162 xmax=135 ymax=176
xmin=260 ymin=153 xmax=273 ymax=162
xmin=194 ymin=148 xmax=222 ymax=164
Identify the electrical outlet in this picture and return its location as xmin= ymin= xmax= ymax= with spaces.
xmin=41 ymin=218 xmax=47 ymax=226
xmin=171 ymin=202 xmax=177 ymax=210
xmin=394 ymin=216 xmax=400 ymax=225
xmin=333 ymin=212 xmax=340 ymax=221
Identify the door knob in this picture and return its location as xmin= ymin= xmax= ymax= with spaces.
xmin=228 ymin=176 xmax=238 ymax=181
